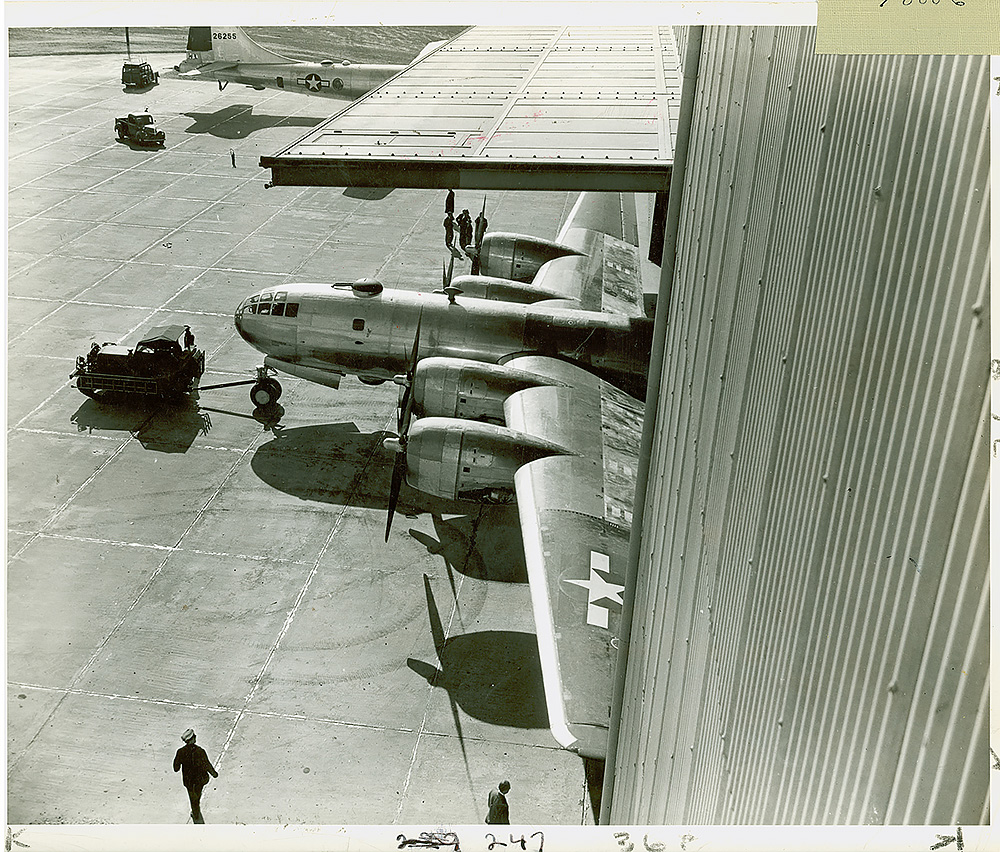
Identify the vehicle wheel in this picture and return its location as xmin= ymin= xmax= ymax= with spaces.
xmin=250 ymin=378 xmax=281 ymax=407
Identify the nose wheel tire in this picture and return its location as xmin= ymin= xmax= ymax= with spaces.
xmin=250 ymin=377 xmax=282 ymax=407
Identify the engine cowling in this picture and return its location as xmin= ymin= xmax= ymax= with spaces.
xmin=398 ymin=416 xmax=572 ymax=501
xmin=477 ymin=233 xmax=584 ymax=283
xmin=411 ymin=357 xmax=562 ymax=424
xmin=448 ymin=274 xmax=570 ymax=305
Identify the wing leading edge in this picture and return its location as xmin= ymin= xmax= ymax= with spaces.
xmin=504 ymin=356 xmax=642 ymax=758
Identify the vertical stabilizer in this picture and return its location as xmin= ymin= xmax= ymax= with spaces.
xmin=208 ymin=27 xmax=292 ymax=63
xmin=180 ymin=26 xmax=292 ymax=69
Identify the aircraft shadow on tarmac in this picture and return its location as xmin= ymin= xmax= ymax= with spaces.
xmin=70 ymin=395 xmax=211 ymax=453
xmin=408 ymin=574 xmax=607 ymax=815
xmin=407 ymin=574 xmax=548 ymax=729
xmin=251 ymin=423 xmax=528 ymax=582
xmin=342 ymin=187 xmax=395 ymax=201
xmin=182 ymin=104 xmax=325 ymax=139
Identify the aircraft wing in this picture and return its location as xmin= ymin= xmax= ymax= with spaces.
xmin=502 ymin=355 xmax=642 ymax=759
xmin=530 ymin=191 xmax=645 ymax=317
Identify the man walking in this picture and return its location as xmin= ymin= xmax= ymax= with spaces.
xmin=485 ymin=779 xmax=511 ymax=824
xmin=173 ymin=728 xmax=219 ymax=824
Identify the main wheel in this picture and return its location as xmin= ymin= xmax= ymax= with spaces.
xmin=250 ymin=378 xmax=282 ymax=407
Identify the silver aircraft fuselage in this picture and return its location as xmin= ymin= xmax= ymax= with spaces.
xmin=189 ymin=60 xmax=404 ymax=100
xmin=234 ymin=283 xmax=652 ymax=390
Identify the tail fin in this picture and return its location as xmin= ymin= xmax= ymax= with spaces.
xmin=181 ymin=26 xmax=291 ymax=66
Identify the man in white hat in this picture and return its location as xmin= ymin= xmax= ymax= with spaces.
xmin=173 ymin=728 xmax=219 ymax=823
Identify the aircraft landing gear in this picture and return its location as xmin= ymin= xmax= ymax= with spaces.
xmin=250 ymin=366 xmax=282 ymax=407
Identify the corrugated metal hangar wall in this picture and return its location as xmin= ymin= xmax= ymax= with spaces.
xmin=611 ymin=27 xmax=989 ymax=824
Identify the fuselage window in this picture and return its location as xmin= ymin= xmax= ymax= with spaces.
xmin=353 ymin=318 xmax=365 ymax=332
xmin=285 ymin=303 xmax=299 ymax=318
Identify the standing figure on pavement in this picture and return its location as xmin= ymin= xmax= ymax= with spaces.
xmin=445 ymin=189 xmax=455 ymax=215
xmin=474 ymin=209 xmax=488 ymax=248
xmin=173 ymin=728 xmax=219 ymax=824
xmin=457 ymin=209 xmax=473 ymax=250
xmin=485 ymin=779 xmax=511 ymax=824
xmin=444 ymin=212 xmax=455 ymax=248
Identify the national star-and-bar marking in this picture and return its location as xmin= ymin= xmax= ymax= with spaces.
xmin=566 ymin=551 xmax=625 ymax=629
xmin=297 ymin=73 xmax=327 ymax=92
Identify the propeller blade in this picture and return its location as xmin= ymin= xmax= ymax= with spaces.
xmin=385 ymin=448 xmax=407 ymax=541
xmin=399 ymin=381 xmax=416 ymax=435
xmin=397 ymin=385 xmax=411 ymax=433
xmin=409 ymin=313 xmax=422 ymax=372
xmin=397 ymin=315 xmax=422 ymax=433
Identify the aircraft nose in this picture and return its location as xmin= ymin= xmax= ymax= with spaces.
xmin=234 ymin=303 xmax=252 ymax=345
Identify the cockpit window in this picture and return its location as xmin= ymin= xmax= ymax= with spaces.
xmin=271 ymin=302 xmax=285 ymax=317
xmin=259 ymin=292 xmax=273 ymax=302
xmin=274 ymin=291 xmax=287 ymax=302
xmin=250 ymin=294 xmax=259 ymax=303
xmin=285 ymin=303 xmax=299 ymax=318
xmin=258 ymin=302 xmax=272 ymax=315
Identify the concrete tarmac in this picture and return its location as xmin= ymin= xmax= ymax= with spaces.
xmin=7 ymin=53 xmax=594 ymax=826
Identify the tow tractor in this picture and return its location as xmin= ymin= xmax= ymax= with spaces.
xmin=72 ymin=325 xmax=205 ymax=400
xmin=71 ymin=324 xmax=281 ymax=407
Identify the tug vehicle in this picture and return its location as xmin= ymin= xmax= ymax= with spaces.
xmin=114 ymin=112 xmax=165 ymax=146
xmin=122 ymin=59 xmax=159 ymax=88
xmin=71 ymin=325 xmax=205 ymax=400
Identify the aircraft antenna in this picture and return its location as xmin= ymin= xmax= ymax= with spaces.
xmin=125 ymin=27 xmax=131 ymax=59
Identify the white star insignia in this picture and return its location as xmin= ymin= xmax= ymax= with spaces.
xmin=566 ymin=551 xmax=625 ymax=629
xmin=300 ymin=73 xmax=323 ymax=92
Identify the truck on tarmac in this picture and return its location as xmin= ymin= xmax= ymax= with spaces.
xmin=122 ymin=59 xmax=159 ymax=89
xmin=71 ymin=325 xmax=205 ymax=401
xmin=115 ymin=112 xmax=165 ymax=147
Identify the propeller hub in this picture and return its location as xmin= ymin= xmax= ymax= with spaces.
xmin=383 ymin=436 xmax=403 ymax=453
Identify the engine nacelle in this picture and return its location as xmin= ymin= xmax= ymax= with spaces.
xmin=264 ymin=356 xmax=341 ymax=389
xmin=477 ymin=233 xmax=584 ymax=283
xmin=448 ymin=274 xmax=570 ymax=305
xmin=412 ymin=357 xmax=562 ymax=424
xmin=401 ymin=417 xmax=572 ymax=501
